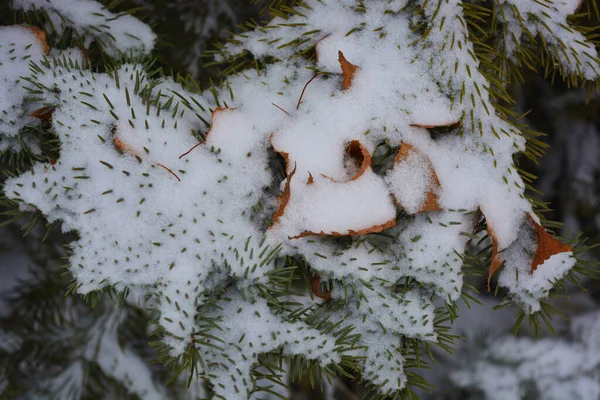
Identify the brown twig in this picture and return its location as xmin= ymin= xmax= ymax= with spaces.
xmin=179 ymin=142 xmax=203 ymax=159
xmin=157 ymin=163 xmax=181 ymax=181
xmin=271 ymin=103 xmax=290 ymax=116
xmin=296 ymin=74 xmax=318 ymax=110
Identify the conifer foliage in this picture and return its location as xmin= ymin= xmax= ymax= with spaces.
xmin=1 ymin=0 xmax=599 ymax=399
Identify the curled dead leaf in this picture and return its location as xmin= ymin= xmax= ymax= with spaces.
xmin=485 ymin=220 xmax=502 ymax=292
xmin=29 ymin=106 xmax=53 ymax=122
xmin=268 ymin=132 xmax=295 ymax=228
xmin=346 ymin=140 xmax=371 ymax=181
xmin=527 ymin=213 xmax=574 ymax=273
xmin=310 ymin=276 xmax=332 ymax=299
xmin=289 ymin=216 xmax=397 ymax=239
xmin=270 ymin=137 xmax=396 ymax=237
xmin=272 ymin=163 xmax=296 ymax=227
xmin=307 ymin=265 xmax=332 ymax=300
xmin=338 ymin=51 xmax=358 ymax=90
xmin=23 ymin=25 xmax=50 ymax=55
xmin=78 ymin=44 xmax=90 ymax=69
xmin=485 ymin=211 xmax=575 ymax=291
xmin=392 ymin=142 xmax=441 ymax=213
xmin=320 ymin=140 xmax=371 ymax=183
xmin=409 ymin=120 xmax=460 ymax=129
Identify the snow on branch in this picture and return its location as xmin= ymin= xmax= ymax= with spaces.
xmin=1 ymin=0 xmax=595 ymax=397
xmin=11 ymin=0 xmax=156 ymax=57
xmin=0 ymin=26 xmax=49 ymax=151
xmin=497 ymin=0 xmax=599 ymax=80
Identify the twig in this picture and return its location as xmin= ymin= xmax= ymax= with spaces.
xmin=157 ymin=163 xmax=181 ymax=181
xmin=296 ymin=74 xmax=318 ymax=110
xmin=179 ymin=142 xmax=203 ymax=159
xmin=271 ymin=103 xmax=290 ymax=116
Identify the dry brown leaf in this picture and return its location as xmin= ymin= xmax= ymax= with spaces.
xmin=23 ymin=25 xmax=50 ymax=55
xmin=269 ymin=131 xmax=295 ymax=227
xmin=204 ymin=107 xmax=229 ymax=142
xmin=527 ymin=213 xmax=574 ymax=273
xmin=392 ymin=142 xmax=441 ymax=213
xmin=346 ymin=140 xmax=371 ymax=181
xmin=307 ymin=265 xmax=332 ymax=299
xmin=320 ymin=140 xmax=372 ymax=183
xmin=409 ymin=120 xmax=460 ymax=129
xmin=268 ymin=137 xmax=395 ymax=237
xmin=78 ymin=44 xmax=90 ymax=69
xmin=29 ymin=106 xmax=53 ymax=122
xmin=272 ymin=163 xmax=296 ymax=227
xmin=485 ymin=219 xmax=502 ymax=291
xmin=485 ymin=211 xmax=575 ymax=291
xmin=310 ymin=275 xmax=332 ymax=299
xmin=338 ymin=51 xmax=358 ymax=90
xmin=289 ymin=216 xmax=397 ymax=239
xmin=269 ymin=132 xmax=291 ymax=173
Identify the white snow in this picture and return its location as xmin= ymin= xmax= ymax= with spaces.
xmin=12 ymin=0 xmax=156 ymax=57
xmin=386 ymin=145 xmax=438 ymax=214
xmin=497 ymin=0 xmax=599 ymax=80
xmin=2 ymin=0 xmax=594 ymax=397
xmin=0 ymin=26 xmax=47 ymax=150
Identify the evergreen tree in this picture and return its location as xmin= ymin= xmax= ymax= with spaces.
xmin=0 ymin=0 xmax=598 ymax=399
